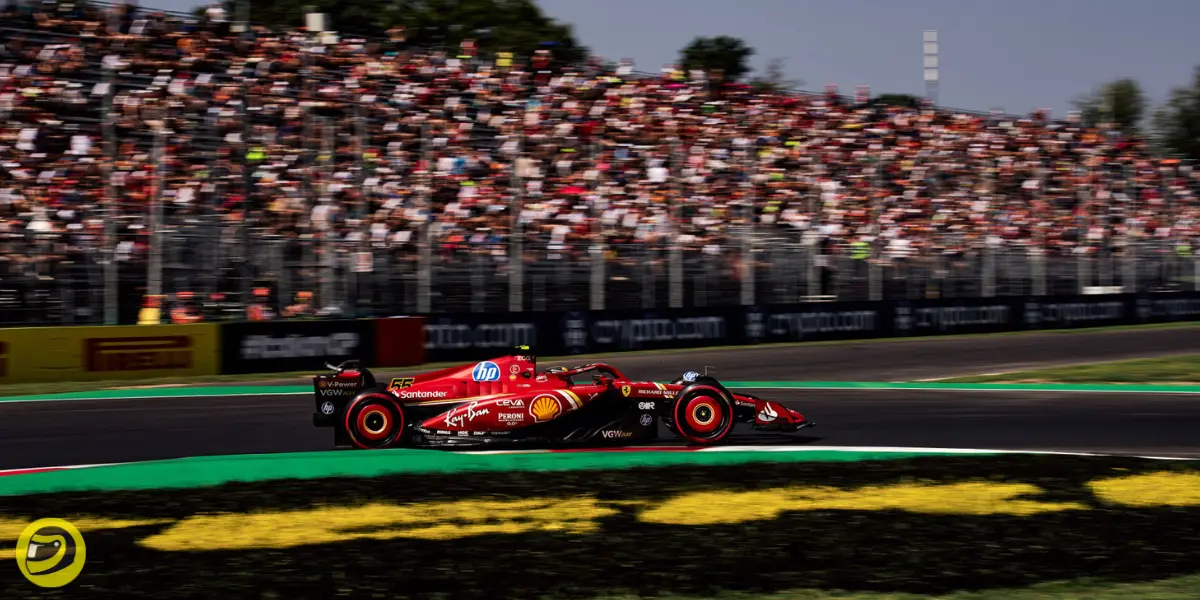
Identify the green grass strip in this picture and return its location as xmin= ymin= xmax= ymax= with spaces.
xmin=589 ymin=573 xmax=1200 ymax=600
xmin=942 ymin=353 xmax=1200 ymax=384
xmin=0 ymin=448 xmax=985 ymax=496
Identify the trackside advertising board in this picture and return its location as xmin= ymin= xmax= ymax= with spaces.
xmin=399 ymin=292 xmax=1200 ymax=363
xmin=220 ymin=319 xmax=377 ymax=374
xmin=3 ymin=292 xmax=1199 ymax=383
xmin=0 ymin=324 xmax=219 ymax=384
xmin=423 ymin=313 xmax=546 ymax=362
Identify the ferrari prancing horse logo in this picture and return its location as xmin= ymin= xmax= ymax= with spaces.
xmin=621 ymin=385 xmax=631 ymax=397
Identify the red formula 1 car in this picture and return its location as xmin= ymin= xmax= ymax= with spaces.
xmin=312 ymin=347 xmax=813 ymax=449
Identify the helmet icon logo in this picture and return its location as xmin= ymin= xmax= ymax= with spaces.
xmin=16 ymin=519 xmax=86 ymax=588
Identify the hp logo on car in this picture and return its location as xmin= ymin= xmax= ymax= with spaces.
xmin=472 ymin=361 xmax=501 ymax=382
xmin=320 ymin=401 xmax=335 ymax=415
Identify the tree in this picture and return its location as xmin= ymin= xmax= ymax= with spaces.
xmin=678 ymin=35 xmax=755 ymax=83
xmin=211 ymin=0 xmax=586 ymax=63
xmin=1071 ymin=78 xmax=1146 ymax=134
xmin=748 ymin=57 xmax=803 ymax=93
xmin=1152 ymin=67 xmax=1200 ymax=161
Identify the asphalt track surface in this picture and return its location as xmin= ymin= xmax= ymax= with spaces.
xmin=3 ymin=326 xmax=1200 ymax=469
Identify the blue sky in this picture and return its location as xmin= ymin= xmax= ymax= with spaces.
xmin=155 ymin=0 xmax=1199 ymax=116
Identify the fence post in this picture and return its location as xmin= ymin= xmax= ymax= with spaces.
xmin=806 ymin=240 xmax=819 ymax=298
xmin=240 ymin=79 xmax=254 ymax=317
xmin=417 ymin=123 xmax=432 ymax=314
xmin=354 ymin=100 xmax=367 ymax=220
xmin=318 ymin=118 xmax=336 ymax=312
xmin=740 ymin=149 xmax=756 ymax=306
xmin=669 ymin=137 xmax=683 ymax=308
xmin=1076 ymin=249 xmax=1088 ymax=293
xmin=1123 ymin=241 xmax=1137 ymax=293
xmin=272 ymin=236 xmax=289 ymax=314
xmin=643 ymin=246 xmax=655 ymax=309
xmin=590 ymin=242 xmax=605 ymax=310
xmin=1194 ymin=248 xmax=1199 ymax=292
xmin=509 ymin=126 xmax=524 ymax=312
xmin=1031 ymin=247 xmax=1047 ymax=296
xmin=740 ymin=224 xmax=754 ymax=306
xmin=588 ymin=141 xmax=605 ymax=311
xmin=869 ymin=250 xmax=882 ymax=301
xmin=981 ymin=242 xmax=996 ymax=297
xmin=471 ymin=252 xmax=484 ymax=313
xmin=102 ymin=65 xmax=118 ymax=325
xmin=146 ymin=114 xmax=166 ymax=306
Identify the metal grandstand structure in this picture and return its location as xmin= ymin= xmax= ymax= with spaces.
xmin=0 ymin=1 xmax=1198 ymax=325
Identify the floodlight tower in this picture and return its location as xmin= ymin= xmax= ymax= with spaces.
xmin=923 ymin=30 xmax=939 ymax=106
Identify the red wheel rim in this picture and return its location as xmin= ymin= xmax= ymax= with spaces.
xmin=356 ymin=406 xmax=392 ymax=441
xmin=684 ymin=395 xmax=721 ymax=433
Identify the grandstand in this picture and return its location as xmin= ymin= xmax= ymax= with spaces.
xmin=1 ymin=0 xmax=1197 ymax=325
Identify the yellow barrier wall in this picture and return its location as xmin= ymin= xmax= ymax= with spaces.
xmin=0 ymin=324 xmax=219 ymax=384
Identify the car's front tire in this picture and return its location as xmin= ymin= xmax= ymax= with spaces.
xmin=343 ymin=392 xmax=407 ymax=449
xmin=667 ymin=382 xmax=736 ymax=445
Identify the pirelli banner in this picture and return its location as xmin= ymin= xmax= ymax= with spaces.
xmin=0 ymin=324 xmax=219 ymax=384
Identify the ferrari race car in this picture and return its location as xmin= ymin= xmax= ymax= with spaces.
xmin=311 ymin=347 xmax=814 ymax=449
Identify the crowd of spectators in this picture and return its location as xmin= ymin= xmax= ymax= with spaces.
xmin=1 ymin=0 xmax=1199 ymax=322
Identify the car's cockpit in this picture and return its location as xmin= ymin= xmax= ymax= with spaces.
xmin=536 ymin=362 xmax=627 ymax=386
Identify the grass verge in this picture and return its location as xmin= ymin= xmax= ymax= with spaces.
xmin=943 ymin=354 xmax=1200 ymax=384
xmin=2 ymin=320 xmax=1199 ymax=397
xmin=593 ymin=574 xmax=1200 ymax=600
xmin=1 ymin=454 xmax=1199 ymax=598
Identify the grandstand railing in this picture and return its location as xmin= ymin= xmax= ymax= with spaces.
xmin=1 ymin=229 xmax=1196 ymax=326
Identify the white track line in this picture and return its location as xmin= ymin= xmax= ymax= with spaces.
xmin=0 ymin=462 xmax=120 ymax=476
xmin=697 ymin=445 xmax=1199 ymax=460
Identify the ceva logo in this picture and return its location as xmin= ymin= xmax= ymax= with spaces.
xmin=471 ymin=361 xmax=501 ymax=382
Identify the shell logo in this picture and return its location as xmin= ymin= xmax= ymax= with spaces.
xmin=530 ymin=394 xmax=561 ymax=422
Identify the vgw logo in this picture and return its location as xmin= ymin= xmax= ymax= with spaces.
xmin=15 ymin=518 xmax=86 ymax=588
xmin=471 ymin=361 xmax=501 ymax=382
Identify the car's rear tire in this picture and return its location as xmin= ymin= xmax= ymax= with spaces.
xmin=668 ymin=383 xmax=735 ymax=445
xmin=343 ymin=392 xmax=406 ymax=449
